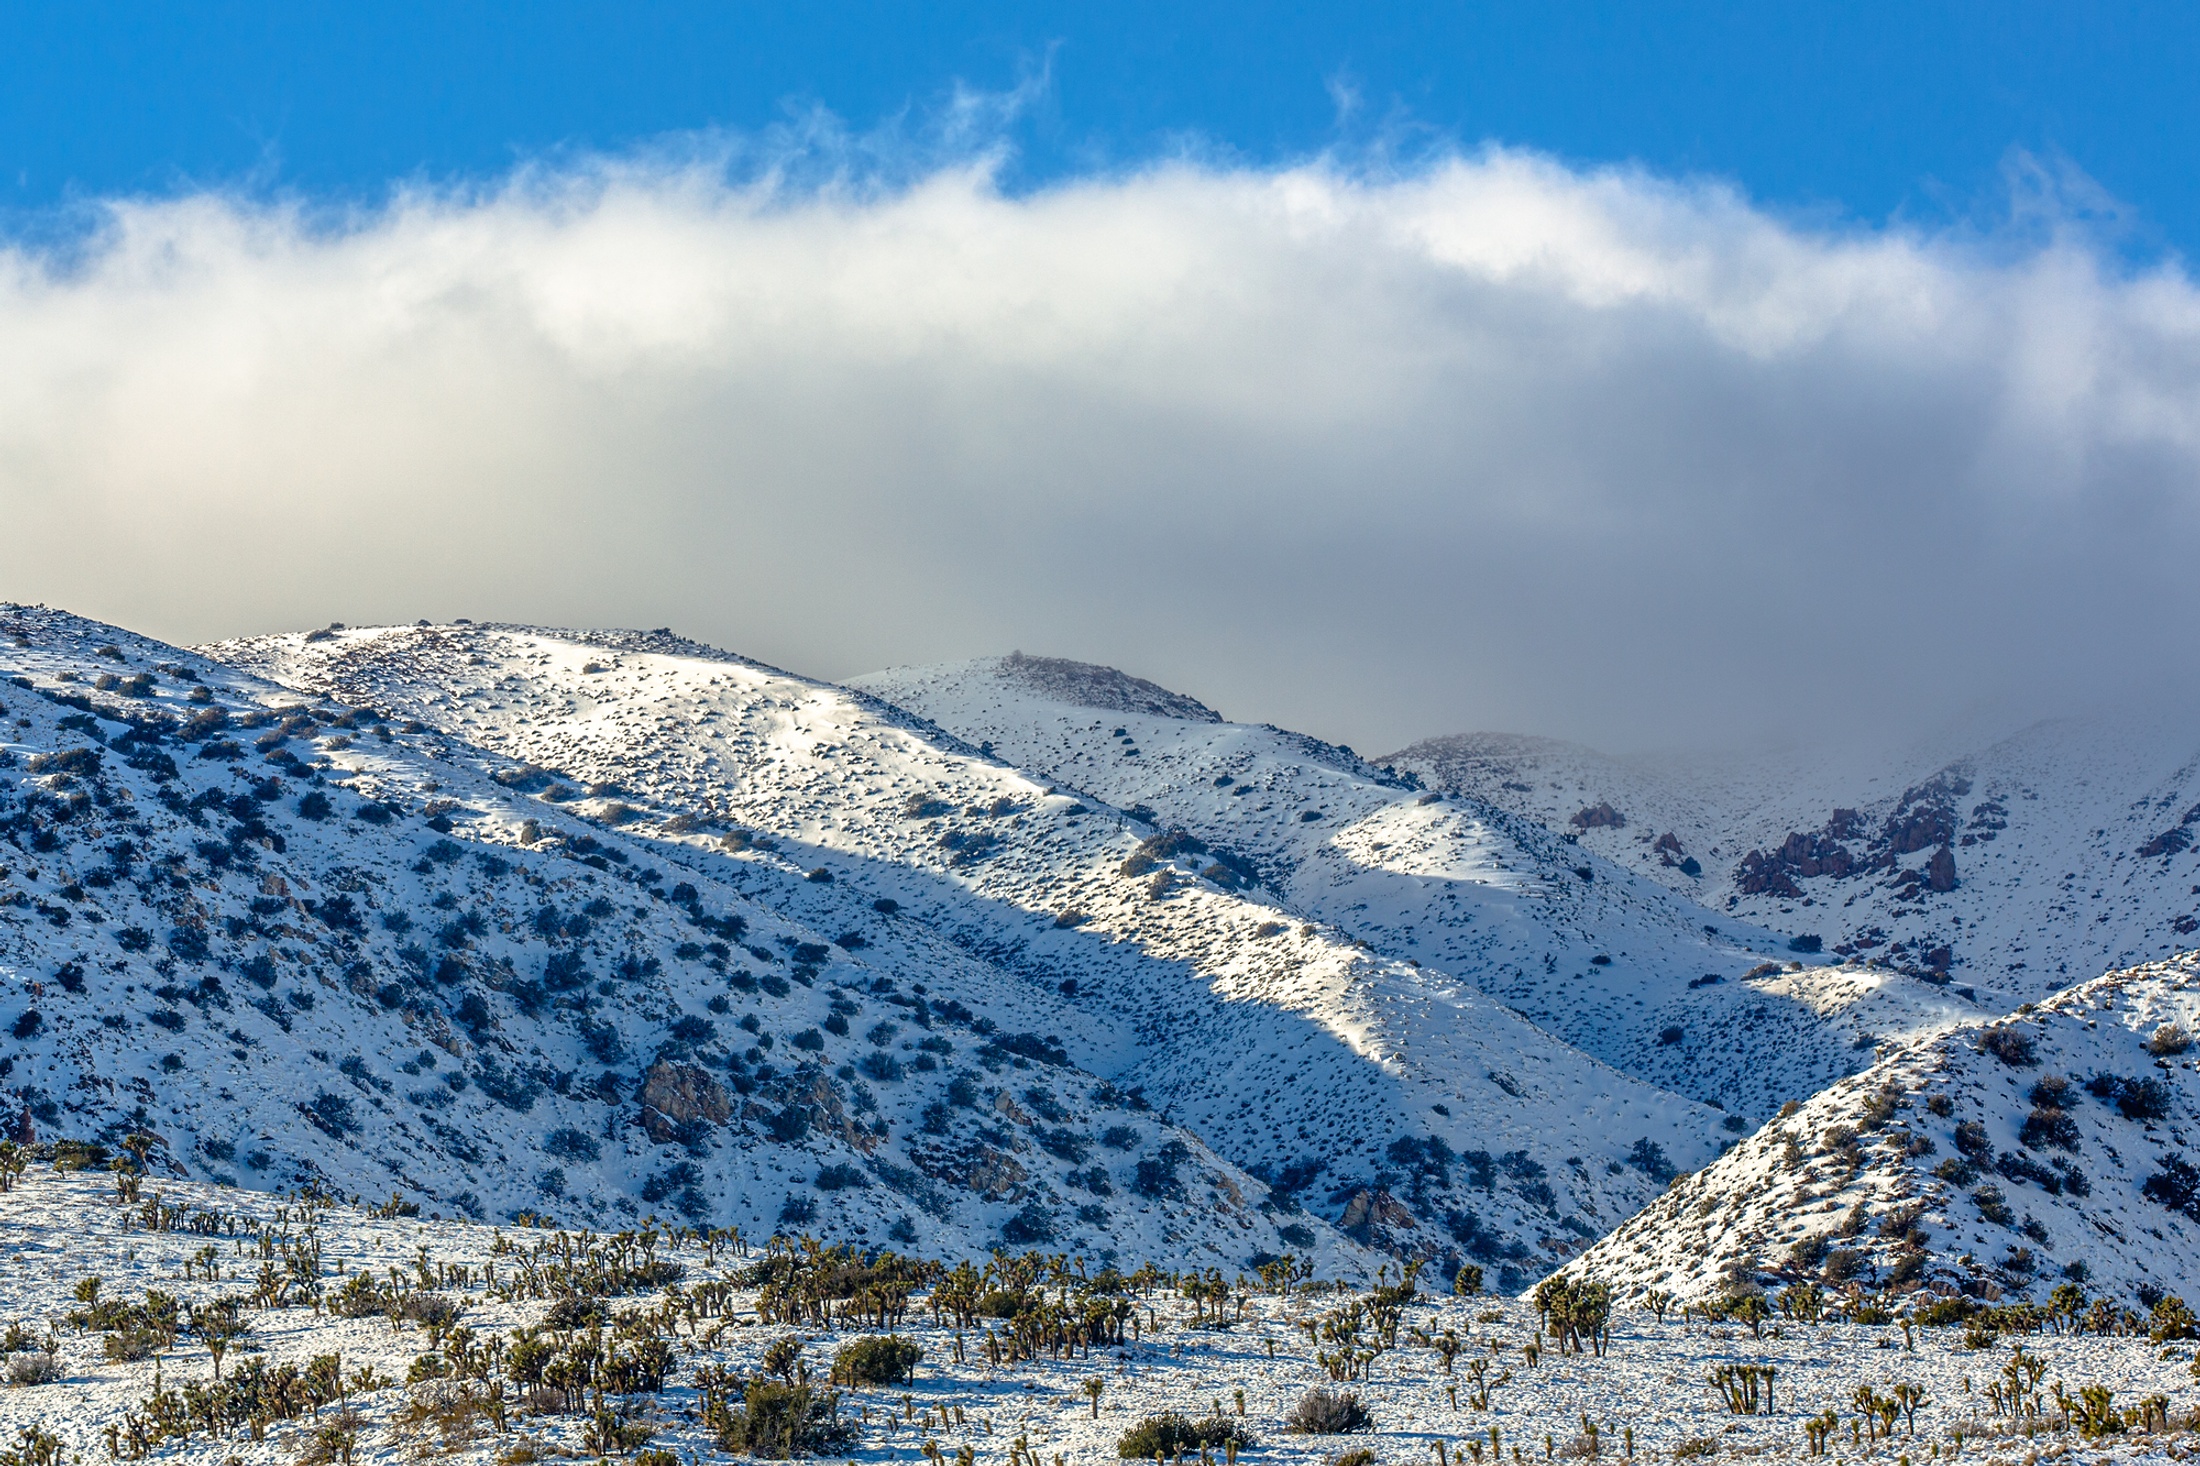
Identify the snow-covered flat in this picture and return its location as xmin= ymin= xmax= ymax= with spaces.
xmin=2 ymin=1170 xmax=2197 ymax=1466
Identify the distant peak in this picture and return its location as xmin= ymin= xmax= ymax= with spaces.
xmin=999 ymin=651 xmax=1222 ymax=722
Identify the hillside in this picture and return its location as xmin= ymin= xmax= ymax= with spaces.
xmin=0 ymin=606 xmax=1359 ymax=1270
xmin=1391 ymin=720 xmax=2200 ymax=998
xmin=1561 ymin=954 xmax=2200 ymax=1306
xmin=202 ymin=625 xmax=1739 ymax=1287
xmin=853 ymin=655 xmax=1986 ymax=1121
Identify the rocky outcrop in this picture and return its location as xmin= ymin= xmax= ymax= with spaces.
xmin=1337 ymin=1186 xmax=1417 ymax=1246
xmin=999 ymin=651 xmax=1222 ymax=722
xmin=638 ymin=1061 xmax=731 ymax=1144
xmin=1569 ymin=802 xmax=1625 ymax=830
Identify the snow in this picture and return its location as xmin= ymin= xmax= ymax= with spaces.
xmin=3 ymin=1168 xmax=2198 ymax=1466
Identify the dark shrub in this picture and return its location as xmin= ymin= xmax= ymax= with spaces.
xmin=669 ymin=1015 xmax=716 ymax=1045
xmin=829 ymin=1335 xmax=921 ymax=1385
xmin=1118 ymin=1413 xmax=1254 ymax=1459
xmin=545 ymin=1127 xmax=600 ymax=1162
xmin=1979 ymin=1027 xmax=2037 ymax=1067
xmin=296 ymin=792 xmax=331 ymax=821
xmin=1953 ymin=1120 xmax=1993 ymax=1160
xmin=1997 ymin=1150 xmax=2063 ymax=1193
xmin=999 ymin=1202 xmax=1056 ymax=1244
xmin=11 ymin=1010 xmax=42 ymax=1040
xmin=1285 ymin=1387 xmax=1372 ymax=1434
xmin=790 ymin=1028 xmax=824 ymax=1051
xmin=711 ymin=1380 xmax=854 ymax=1457
xmin=815 ymin=1164 xmax=867 ymax=1192
xmin=2143 ymin=1154 xmax=2200 ymax=1220
xmin=2118 ymin=1077 xmax=2173 ymax=1121
xmin=300 ymin=1091 xmax=359 ymax=1137
xmin=2019 ymin=1107 xmax=2080 ymax=1151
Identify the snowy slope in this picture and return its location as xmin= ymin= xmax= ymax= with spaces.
xmin=0 ymin=606 xmax=1361 ymax=1271
xmin=1392 ymin=719 xmax=2200 ymax=999
xmin=207 ymin=627 xmax=1734 ymax=1286
xmin=1562 ymin=954 xmax=2200 ymax=1306
xmin=851 ymin=655 xmax=1985 ymax=1121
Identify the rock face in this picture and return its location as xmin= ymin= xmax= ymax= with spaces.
xmin=999 ymin=652 xmax=1222 ymax=722
xmin=638 ymin=1062 xmax=732 ymax=1143
xmin=1569 ymin=802 xmax=1626 ymax=830
xmin=1926 ymin=846 xmax=1958 ymax=893
xmin=1338 ymin=1187 xmax=1418 ymax=1246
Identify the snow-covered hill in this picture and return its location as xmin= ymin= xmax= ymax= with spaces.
xmin=1562 ymin=954 xmax=2200 ymax=1306
xmin=1391 ymin=720 xmax=2200 ymax=999
xmin=852 ymin=655 xmax=1987 ymax=1121
xmin=0 ymin=606 xmax=1359 ymax=1271
xmin=204 ymin=627 xmax=1739 ymax=1287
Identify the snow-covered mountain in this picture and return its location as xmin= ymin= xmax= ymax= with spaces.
xmin=853 ymin=655 xmax=1986 ymax=1122
xmin=1390 ymin=719 xmax=2200 ymax=998
xmin=16 ymin=618 xmax=2198 ymax=1303
xmin=1562 ymin=953 xmax=2200 ymax=1306
xmin=0 ymin=607 xmax=1364 ymax=1272
xmin=200 ymin=624 xmax=1742 ymax=1287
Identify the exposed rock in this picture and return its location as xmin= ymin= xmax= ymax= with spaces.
xmin=639 ymin=1061 xmax=731 ymax=1143
xmin=909 ymin=1137 xmax=1029 ymax=1200
xmin=2139 ymin=825 xmax=2195 ymax=859
xmin=1569 ymin=802 xmax=1626 ymax=831
xmin=1926 ymin=845 xmax=1958 ymax=893
xmin=1337 ymin=1186 xmax=1417 ymax=1244
xmin=999 ymin=651 xmax=1221 ymax=722
xmin=1883 ymin=774 xmax=1969 ymax=855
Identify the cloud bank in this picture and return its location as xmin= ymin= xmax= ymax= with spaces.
xmin=1 ymin=148 xmax=2198 ymax=754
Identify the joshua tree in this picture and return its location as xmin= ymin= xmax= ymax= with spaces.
xmin=1083 ymin=1377 xmax=1104 ymax=1419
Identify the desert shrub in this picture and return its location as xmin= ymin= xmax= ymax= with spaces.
xmin=542 ymin=1297 xmax=608 ymax=1331
xmin=2019 ymin=1106 xmax=2080 ymax=1150
xmin=829 ymin=1335 xmax=921 ymax=1385
xmin=544 ymin=1128 xmax=599 ymax=1163
xmin=814 ymin=1164 xmax=867 ymax=1192
xmin=1118 ymin=1412 xmax=1254 ymax=1458
xmin=401 ymin=1293 xmax=461 ymax=1330
xmin=1979 ymin=1027 xmax=2037 ymax=1067
xmin=2144 ymin=1155 xmax=2200 ymax=1220
xmin=2116 ymin=1077 xmax=2172 ymax=1121
xmin=708 ymin=1380 xmax=854 ymax=1459
xmin=4 ymin=1352 xmax=60 ymax=1385
xmin=2148 ymin=1023 xmax=2193 ymax=1057
xmin=1286 ymin=1387 xmax=1372 ymax=1434
xmin=1953 ymin=1121 xmax=1993 ymax=1160
xmin=1973 ymin=1185 xmax=2015 ymax=1225
xmin=1913 ymin=1296 xmax=1977 ymax=1328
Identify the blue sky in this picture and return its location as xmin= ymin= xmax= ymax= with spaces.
xmin=5 ymin=3 xmax=2196 ymax=250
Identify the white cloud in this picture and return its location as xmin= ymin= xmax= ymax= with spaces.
xmin=1 ymin=147 xmax=2197 ymax=754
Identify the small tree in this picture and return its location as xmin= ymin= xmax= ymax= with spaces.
xmin=1084 ymin=1378 xmax=1105 ymax=1419
xmin=192 ymin=1302 xmax=250 ymax=1379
